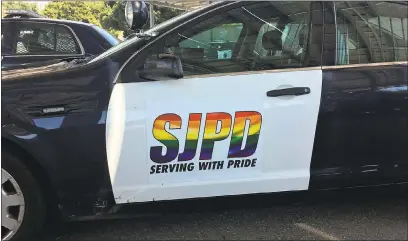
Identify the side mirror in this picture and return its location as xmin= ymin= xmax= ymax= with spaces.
xmin=124 ymin=1 xmax=149 ymax=31
xmin=139 ymin=53 xmax=184 ymax=81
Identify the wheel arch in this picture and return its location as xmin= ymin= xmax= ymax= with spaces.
xmin=1 ymin=137 xmax=61 ymax=219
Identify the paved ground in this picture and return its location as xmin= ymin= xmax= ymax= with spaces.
xmin=51 ymin=186 xmax=407 ymax=240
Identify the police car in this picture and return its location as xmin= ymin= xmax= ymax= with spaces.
xmin=1 ymin=1 xmax=407 ymax=240
xmin=1 ymin=10 xmax=120 ymax=69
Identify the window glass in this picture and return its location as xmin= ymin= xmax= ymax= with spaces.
xmin=335 ymin=1 xmax=408 ymax=65
xmin=254 ymin=16 xmax=310 ymax=66
xmin=88 ymin=6 xmax=212 ymax=63
xmin=178 ymin=23 xmax=243 ymax=60
xmin=56 ymin=26 xmax=81 ymax=53
xmin=126 ymin=1 xmax=314 ymax=80
xmin=13 ymin=22 xmax=81 ymax=55
xmin=91 ymin=25 xmax=121 ymax=47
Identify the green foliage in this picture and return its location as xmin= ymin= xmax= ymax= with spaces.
xmin=42 ymin=1 xmax=126 ymax=38
xmin=105 ymin=1 xmax=116 ymax=8
xmin=100 ymin=2 xmax=127 ymax=33
xmin=42 ymin=1 xmax=109 ymax=27
xmin=100 ymin=2 xmax=185 ymax=38
xmin=4 ymin=1 xmax=186 ymax=39
xmin=2 ymin=1 xmax=39 ymax=14
xmin=101 ymin=1 xmax=138 ymax=38
xmin=153 ymin=5 xmax=185 ymax=25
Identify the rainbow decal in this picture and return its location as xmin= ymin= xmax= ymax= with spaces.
xmin=178 ymin=113 xmax=202 ymax=162
xmin=228 ymin=111 xmax=262 ymax=158
xmin=199 ymin=112 xmax=232 ymax=160
xmin=149 ymin=111 xmax=262 ymax=164
xmin=150 ymin=114 xmax=181 ymax=163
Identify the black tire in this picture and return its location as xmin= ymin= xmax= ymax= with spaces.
xmin=2 ymin=151 xmax=46 ymax=241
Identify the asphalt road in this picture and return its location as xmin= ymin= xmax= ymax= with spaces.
xmin=50 ymin=186 xmax=407 ymax=240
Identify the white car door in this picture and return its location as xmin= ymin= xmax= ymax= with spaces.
xmin=106 ymin=1 xmax=323 ymax=204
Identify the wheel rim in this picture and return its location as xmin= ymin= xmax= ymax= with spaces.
xmin=1 ymin=168 xmax=25 ymax=241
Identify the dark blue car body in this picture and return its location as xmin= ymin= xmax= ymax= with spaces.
xmin=1 ymin=1 xmax=407 ymax=238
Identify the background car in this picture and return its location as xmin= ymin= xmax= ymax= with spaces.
xmin=1 ymin=10 xmax=121 ymax=69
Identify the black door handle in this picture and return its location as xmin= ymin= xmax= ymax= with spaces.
xmin=266 ymin=87 xmax=311 ymax=97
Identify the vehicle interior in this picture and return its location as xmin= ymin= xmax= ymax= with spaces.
xmin=15 ymin=27 xmax=55 ymax=54
xmin=166 ymin=1 xmax=313 ymax=76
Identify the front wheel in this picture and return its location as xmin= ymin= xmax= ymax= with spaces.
xmin=2 ymin=151 xmax=46 ymax=241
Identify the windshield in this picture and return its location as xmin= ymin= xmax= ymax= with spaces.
xmin=88 ymin=5 xmax=211 ymax=63
xmin=92 ymin=25 xmax=121 ymax=47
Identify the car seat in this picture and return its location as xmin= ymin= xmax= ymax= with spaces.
xmin=252 ymin=27 xmax=306 ymax=70
xmin=22 ymin=31 xmax=54 ymax=54
xmin=251 ymin=29 xmax=283 ymax=70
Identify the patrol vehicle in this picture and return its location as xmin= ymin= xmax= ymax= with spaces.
xmin=1 ymin=1 xmax=407 ymax=240
xmin=1 ymin=10 xmax=120 ymax=69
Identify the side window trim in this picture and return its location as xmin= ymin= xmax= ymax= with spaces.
xmin=182 ymin=66 xmax=323 ymax=79
xmin=7 ymin=21 xmax=85 ymax=57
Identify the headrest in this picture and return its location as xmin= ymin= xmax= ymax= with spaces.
xmin=298 ymin=27 xmax=307 ymax=48
xmin=22 ymin=33 xmax=37 ymax=45
xmin=262 ymin=30 xmax=282 ymax=51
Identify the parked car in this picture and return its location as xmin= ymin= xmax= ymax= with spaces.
xmin=1 ymin=1 xmax=407 ymax=240
xmin=1 ymin=10 xmax=121 ymax=69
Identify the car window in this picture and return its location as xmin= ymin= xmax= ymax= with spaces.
xmin=125 ymin=1 xmax=315 ymax=80
xmin=254 ymin=19 xmax=309 ymax=63
xmin=91 ymin=25 xmax=121 ymax=47
xmin=13 ymin=22 xmax=81 ymax=55
xmin=88 ymin=5 xmax=210 ymax=64
xmin=174 ymin=1 xmax=314 ymax=76
xmin=334 ymin=1 xmax=408 ymax=65
xmin=178 ymin=23 xmax=244 ymax=60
